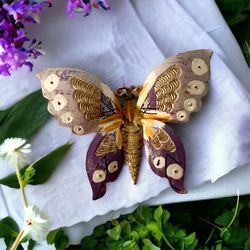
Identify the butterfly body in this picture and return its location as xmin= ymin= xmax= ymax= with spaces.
xmin=38 ymin=49 xmax=212 ymax=200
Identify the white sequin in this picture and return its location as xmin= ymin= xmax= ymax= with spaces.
xmin=44 ymin=74 xmax=60 ymax=92
xmin=92 ymin=170 xmax=106 ymax=183
xmin=191 ymin=58 xmax=208 ymax=76
xmin=153 ymin=156 xmax=166 ymax=169
xmin=61 ymin=112 xmax=74 ymax=124
xmin=52 ymin=94 xmax=67 ymax=111
xmin=108 ymin=161 xmax=119 ymax=173
xmin=166 ymin=163 xmax=183 ymax=180
xmin=187 ymin=80 xmax=206 ymax=95
xmin=184 ymin=98 xmax=197 ymax=112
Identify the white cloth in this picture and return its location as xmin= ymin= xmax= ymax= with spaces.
xmin=0 ymin=0 xmax=249 ymax=245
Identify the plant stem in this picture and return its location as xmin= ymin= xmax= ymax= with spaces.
xmin=162 ymin=233 xmax=175 ymax=250
xmin=194 ymin=215 xmax=221 ymax=230
xmin=205 ymin=227 xmax=215 ymax=245
xmin=14 ymin=152 xmax=28 ymax=208
xmin=221 ymin=190 xmax=240 ymax=236
xmin=10 ymin=229 xmax=25 ymax=250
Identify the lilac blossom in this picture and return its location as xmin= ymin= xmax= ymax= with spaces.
xmin=66 ymin=0 xmax=110 ymax=17
xmin=0 ymin=0 xmax=50 ymax=76
xmin=0 ymin=0 xmax=111 ymax=76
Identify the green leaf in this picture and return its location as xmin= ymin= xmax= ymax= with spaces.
xmin=0 ymin=90 xmax=50 ymax=143
xmin=107 ymin=224 xmax=121 ymax=240
xmin=175 ymin=229 xmax=186 ymax=239
xmin=127 ymin=214 xmax=136 ymax=222
xmin=220 ymin=228 xmax=231 ymax=242
xmin=244 ymin=239 xmax=250 ymax=250
xmin=47 ymin=229 xmax=61 ymax=245
xmin=215 ymin=210 xmax=234 ymax=227
xmin=146 ymin=222 xmax=162 ymax=241
xmin=142 ymin=239 xmax=161 ymax=250
xmin=154 ymin=206 xmax=163 ymax=227
xmin=136 ymin=206 xmax=153 ymax=223
xmin=120 ymin=220 xmax=131 ymax=236
xmin=228 ymin=228 xmax=248 ymax=244
xmin=161 ymin=210 xmax=170 ymax=226
xmin=28 ymin=239 xmax=36 ymax=250
xmin=0 ymin=143 xmax=72 ymax=188
xmin=105 ymin=236 xmax=122 ymax=249
xmin=122 ymin=240 xmax=138 ymax=250
xmin=23 ymin=165 xmax=36 ymax=187
xmin=165 ymin=223 xmax=174 ymax=238
xmin=81 ymin=236 xmax=97 ymax=248
xmin=92 ymin=225 xmax=105 ymax=238
xmin=0 ymin=217 xmax=20 ymax=249
xmin=0 ymin=217 xmax=19 ymax=238
xmin=47 ymin=228 xmax=69 ymax=250
xmin=129 ymin=231 xmax=139 ymax=242
xmin=184 ymin=232 xmax=196 ymax=246
xmin=226 ymin=13 xmax=248 ymax=26
xmin=215 ymin=242 xmax=222 ymax=250
xmin=135 ymin=224 xmax=149 ymax=238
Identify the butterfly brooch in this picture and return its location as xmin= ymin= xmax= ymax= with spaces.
xmin=37 ymin=49 xmax=212 ymax=200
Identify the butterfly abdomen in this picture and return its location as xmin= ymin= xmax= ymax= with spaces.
xmin=122 ymin=123 xmax=143 ymax=184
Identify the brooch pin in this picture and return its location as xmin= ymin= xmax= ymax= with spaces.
xmin=37 ymin=49 xmax=212 ymax=200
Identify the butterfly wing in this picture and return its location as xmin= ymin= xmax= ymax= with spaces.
xmin=37 ymin=68 xmax=121 ymax=135
xmin=142 ymin=120 xmax=186 ymax=193
xmin=86 ymin=129 xmax=124 ymax=200
xmin=137 ymin=49 xmax=212 ymax=122
xmin=38 ymin=68 xmax=124 ymax=200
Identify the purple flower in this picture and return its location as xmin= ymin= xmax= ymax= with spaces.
xmin=66 ymin=0 xmax=110 ymax=17
xmin=0 ymin=1 xmax=50 ymax=76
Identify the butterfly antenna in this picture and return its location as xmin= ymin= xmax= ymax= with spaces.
xmin=122 ymin=76 xmax=125 ymax=88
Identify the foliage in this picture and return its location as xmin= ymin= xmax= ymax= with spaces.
xmin=47 ymin=229 xmax=69 ymax=250
xmin=0 ymin=90 xmax=51 ymax=144
xmin=216 ymin=0 xmax=250 ymax=65
xmin=0 ymin=217 xmax=20 ymax=249
xmin=63 ymin=195 xmax=250 ymax=250
xmin=0 ymin=143 xmax=72 ymax=188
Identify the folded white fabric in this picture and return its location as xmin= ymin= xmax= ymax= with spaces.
xmin=0 ymin=0 xmax=249 ymax=237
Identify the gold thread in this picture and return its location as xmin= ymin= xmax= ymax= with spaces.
xmin=154 ymin=65 xmax=181 ymax=112
xmin=122 ymin=123 xmax=143 ymax=184
xmin=71 ymin=76 xmax=101 ymax=121
xmin=151 ymin=128 xmax=176 ymax=152
xmin=95 ymin=135 xmax=117 ymax=157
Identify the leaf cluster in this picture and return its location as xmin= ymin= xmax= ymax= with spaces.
xmin=61 ymin=195 xmax=249 ymax=250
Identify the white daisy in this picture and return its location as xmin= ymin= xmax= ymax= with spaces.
xmin=0 ymin=138 xmax=31 ymax=165
xmin=23 ymin=205 xmax=49 ymax=242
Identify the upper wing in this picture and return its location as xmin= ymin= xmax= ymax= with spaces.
xmin=37 ymin=68 xmax=121 ymax=135
xmin=137 ymin=50 xmax=212 ymax=122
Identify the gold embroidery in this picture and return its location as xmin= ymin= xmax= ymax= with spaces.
xmin=151 ymin=128 xmax=176 ymax=152
xmin=71 ymin=77 xmax=101 ymax=121
xmin=154 ymin=66 xmax=181 ymax=112
xmin=95 ymin=135 xmax=117 ymax=157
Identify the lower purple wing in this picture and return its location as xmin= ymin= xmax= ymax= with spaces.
xmin=144 ymin=124 xmax=187 ymax=194
xmin=86 ymin=131 xmax=124 ymax=200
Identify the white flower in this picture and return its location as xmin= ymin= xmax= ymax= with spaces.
xmin=23 ymin=205 xmax=49 ymax=242
xmin=0 ymin=138 xmax=31 ymax=165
